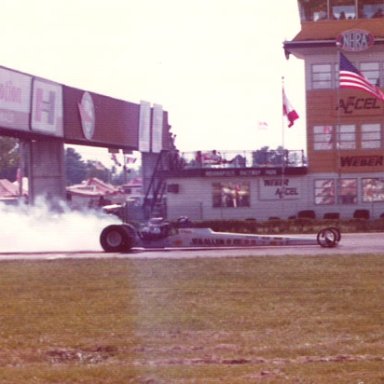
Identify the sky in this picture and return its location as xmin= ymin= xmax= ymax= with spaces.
xmin=0 ymin=0 xmax=305 ymax=164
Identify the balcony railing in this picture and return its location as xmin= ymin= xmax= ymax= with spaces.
xmin=175 ymin=149 xmax=307 ymax=170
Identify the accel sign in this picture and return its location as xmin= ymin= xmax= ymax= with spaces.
xmin=336 ymin=29 xmax=374 ymax=52
xmin=336 ymin=96 xmax=382 ymax=115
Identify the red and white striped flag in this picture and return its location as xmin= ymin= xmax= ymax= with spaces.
xmin=282 ymin=88 xmax=299 ymax=128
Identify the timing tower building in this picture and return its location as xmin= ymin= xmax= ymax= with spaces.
xmin=284 ymin=0 xmax=384 ymax=217
xmin=161 ymin=0 xmax=384 ymax=221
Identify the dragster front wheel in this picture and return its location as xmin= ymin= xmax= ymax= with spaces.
xmin=100 ymin=224 xmax=136 ymax=252
xmin=316 ymin=227 xmax=339 ymax=248
xmin=327 ymin=226 xmax=341 ymax=242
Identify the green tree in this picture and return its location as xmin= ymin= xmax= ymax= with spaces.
xmin=65 ymin=147 xmax=87 ymax=185
xmin=111 ymin=166 xmax=140 ymax=185
xmin=0 ymin=137 xmax=19 ymax=180
xmin=86 ymin=160 xmax=110 ymax=183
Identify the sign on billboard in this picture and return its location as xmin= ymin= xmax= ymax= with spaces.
xmin=78 ymin=91 xmax=95 ymax=140
xmin=139 ymin=101 xmax=151 ymax=152
xmin=151 ymin=104 xmax=163 ymax=153
xmin=0 ymin=67 xmax=31 ymax=131
xmin=31 ymin=78 xmax=63 ymax=137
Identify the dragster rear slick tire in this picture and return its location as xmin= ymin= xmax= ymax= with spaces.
xmin=316 ymin=227 xmax=339 ymax=248
xmin=100 ymin=224 xmax=136 ymax=252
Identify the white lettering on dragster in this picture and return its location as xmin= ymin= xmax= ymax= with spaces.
xmin=191 ymin=238 xmax=264 ymax=246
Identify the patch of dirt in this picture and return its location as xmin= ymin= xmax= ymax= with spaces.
xmin=134 ymin=352 xmax=384 ymax=367
xmin=244 ymin=369 xmax=284 ymax=380
xmin=46 ymin=345 xmax=117 ymax=364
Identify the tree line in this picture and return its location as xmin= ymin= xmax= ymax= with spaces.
xmin=0 ymin=137 xmax=137 ymax=186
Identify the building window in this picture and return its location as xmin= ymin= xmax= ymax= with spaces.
xmin=212 ymin=182 xmax=250 ymax=208
xmin=361 ymin=124 xmax=381 ymax=149
xmin=362 ymin=178 xmax=384 ymax=202
xmin=337 ymin=124 xmax=356 ymax=149
xmin=313 ymin=125 xmax=333 ymax=150
xmin=298 ymin=0 xmax=382 ymax=21
xmin=362 ymin=3 xmax=384 ymax=18
xmin=331 ymin=2 xmax=356 ymax=19
xmin=315 ymin=179 xmax=335 ymax=205
xmin=338 ymin=178 xmax=357 ymax=204
xmin=360 ymin=62 xmax=380 ymax=86
xmin=299 ymin=0 xmax=328 ymax=21
xmin=311 ymin=64 xmax=332 ymax=89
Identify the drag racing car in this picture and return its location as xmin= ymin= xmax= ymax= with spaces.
xmin=99 ymin=216 xmax=341 ymax=252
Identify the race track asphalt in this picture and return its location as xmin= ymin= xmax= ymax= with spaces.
xmin=0 ymin=232 xmax=382 ymax=261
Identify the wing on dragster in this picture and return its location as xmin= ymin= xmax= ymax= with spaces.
xmin=99 ymin=222 xmax=341 ymax=253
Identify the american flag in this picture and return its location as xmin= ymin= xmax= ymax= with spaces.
xmin=339 ymin=52 xmax=384 ymax=102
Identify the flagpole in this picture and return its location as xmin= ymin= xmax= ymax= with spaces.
xmin=281 ymin=76 xmax=285 ymax=150
xmin=336 ymin=42 xmax=342 ymax=190
xmin=281 ymin=78 xmax=300 ymax=206
xmin=281 ymin=76 xmax=286 ymax=202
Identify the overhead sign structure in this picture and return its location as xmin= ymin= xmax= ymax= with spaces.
xmin=0 ymin=65 xmax=174 ymax=152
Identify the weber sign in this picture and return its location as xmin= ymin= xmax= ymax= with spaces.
xmin=336 ymin=29 xmax=374 ymax=52
xmin=259 ymin=178 xmax=301 ymax=200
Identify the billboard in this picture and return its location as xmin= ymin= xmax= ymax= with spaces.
xmin=0 ymin=66 xmax=174 ymax=152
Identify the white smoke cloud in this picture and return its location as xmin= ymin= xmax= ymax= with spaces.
xmin=0 ymin=198 xmax=120 ymax=253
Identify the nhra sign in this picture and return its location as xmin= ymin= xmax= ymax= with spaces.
xmin=336 ymin=29 xmax=374 ymax=52
xmin=259 ymin=178 xmax=301 ymax=200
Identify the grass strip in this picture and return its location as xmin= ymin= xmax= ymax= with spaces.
xmin=0 ymin=255 xmax=382 ymax=383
